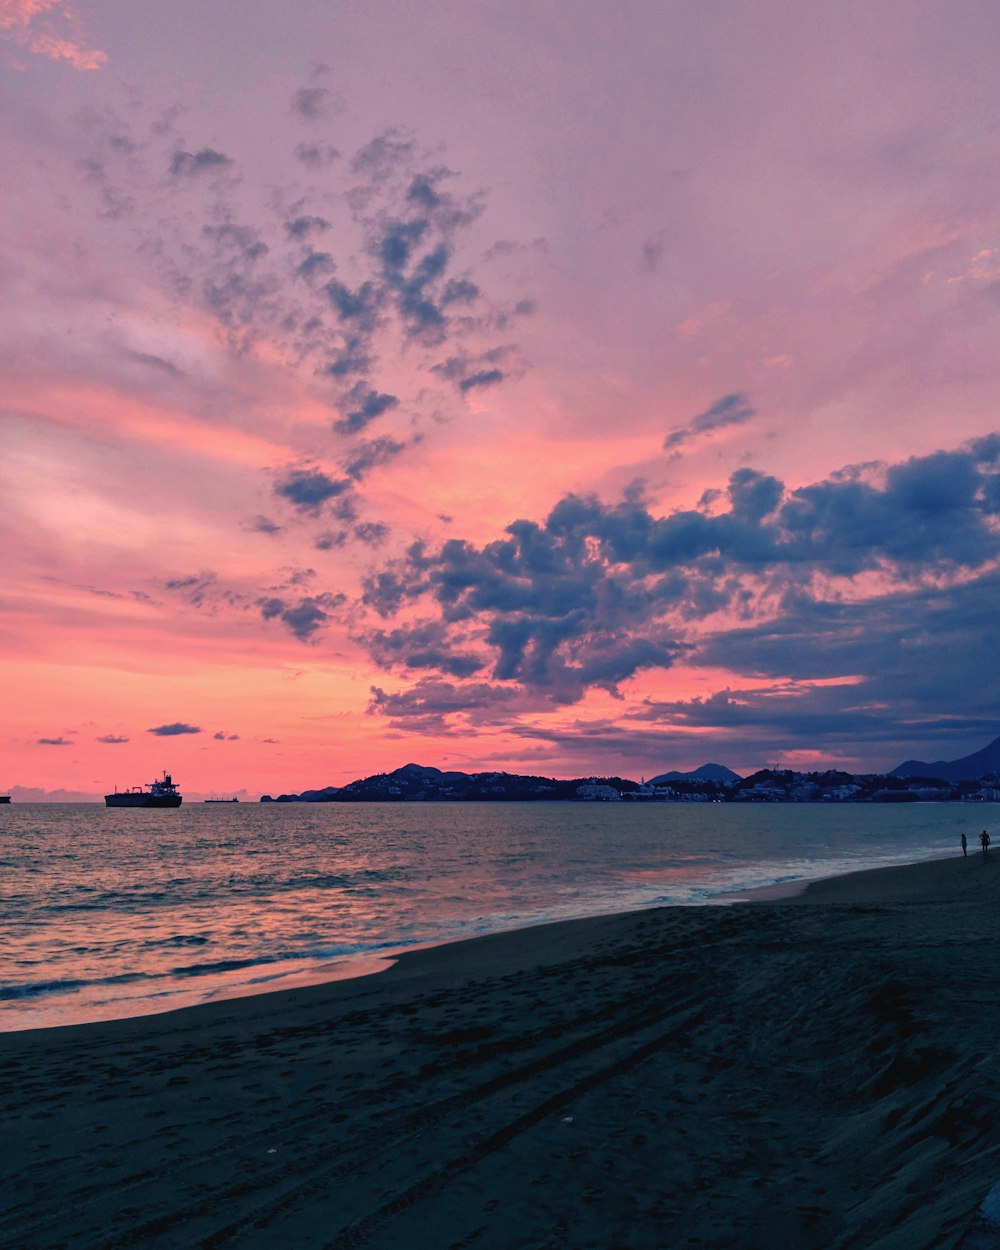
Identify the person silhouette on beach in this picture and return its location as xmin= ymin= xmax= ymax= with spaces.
xmin=962 ymin=833 xmax=968 ymax=857
xmin=980 ymin=831 xmax=990 ymax=856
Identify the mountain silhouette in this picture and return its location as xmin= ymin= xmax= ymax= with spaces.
xmin=891 ymin=734 xmax=1000 ymax=782
xmin=648 ymin=763 xmax=742 ymax=785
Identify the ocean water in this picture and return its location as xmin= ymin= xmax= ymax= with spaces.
xmin=0 ymin=800 xmax=991 ymax=1031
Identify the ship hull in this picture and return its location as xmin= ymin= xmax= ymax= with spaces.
xmin=105 ymin=794 xmax=182 ymax=808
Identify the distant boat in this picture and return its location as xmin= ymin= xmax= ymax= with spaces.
xmin=0 ymin=795 xmax=10 ymax=804
xmin=204 ymin=796 xmax=239 ymax=803
xmin=105 ymin=772 xmax=182 ymax=808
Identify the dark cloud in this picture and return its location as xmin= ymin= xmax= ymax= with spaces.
xmin=350 ymin=129 xmax=416 ymax=183
xmin=664 ymin=392 xmax=756 ymax=451
xmin=169 ymin=148 xmax=233 ymax=177
xmin=325 ymin=333 xmax=373 ymax=378
xmin=286 ymin=215 xmax=331 ymax=239
xmin=377 ymin=233 xmax=449 ymax=341
xmin=503 ymin=717 xmax=742 ymax=775
xmin=359 ymin=437 xmax=1000 ymax=742
xmin=163 ymin=571 xmax=217 ymax=608
xmin=259 ymin=592 xmax=346 ymax=641
xmin=150 ymin=103 xmax=183 ymax=138
xmin=123 ymin=349 xmax=183 ymax=377
xmin=779 ymin=442 xmax=999 ymax=571
xmin=324 ymin=162 xmax=493 ymax=376
xmin=314 ymin=530 xmax=348 ymax=551
xmin=77 ymin=156 xmax=103 ymax=182
xmin=324 ymin=278 xmax=380 ymax=332
xmin=79 ymin=110 xmax=521 ymax=419
xmin=294 ymin=142 xmax=340 ymax=168
xmin=442 ymin=277 xmax=480 ymax=305
xmin=275 ymin=565 xmax=317 ymax=589
xmin=368 ymin=679 xmax=521 ymax=734
xmin=353 ymin=520 xmax=391 ymax=546
xmin=502 ymin=709 xmax=1000 ymax=778
xmin=290 ymin=87 xmax=330 ymax=119
xmin=641 ymin=233 xmax=666 ymax=274
xmin=344 ymin=436 xmax=407 ymax=480
xmin=459 ymin=368 xmax=504 ymax=392
xmin=213 ymin=731 xmax=240 ymax=741
xmin=631 ymin=568 xmax=1000 ymax=766
xmin=333 ymin=385 xmax=399 ymax=435
xmin=726 ymin=468 xmax=784 ymax=523
xmin=97 ymin=734 xmax=129 ymax=744
xmin=244 ymin=515 xmax=283 ymax=536
xmin=273 ymin=466 xmax=350 ymax=511
xmin=362 ymin=506 xmax=690 ymax=703
xmin=76 ymin=155 xmax=136 ymax=219
xmin=297 ymin=249 xmax=335 ymax=280
xmin=147 ymin=723 xmax=202 ymax=736
xmin=195 ymin=221 xmax=279 ymax=339
xmin=75 ymin=111 xmax=528 ymax=541
xmin=38 ymin=736 xmax=73 ymax=746
xmin=694 ymin=568 xmax=1000 ymax=706
xmin=432 ymin=347 xmax=509 ymax=393
xmin=368 ymin=621 xmax=486 ymax=679
xmin=329 ymin=494 xmax=359 ymax=523
xmin=202 ymin=222 xmax=268 ymax=261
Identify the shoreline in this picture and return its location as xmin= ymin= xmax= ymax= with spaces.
xmin=0 ymin=844 xmax=960 ymax=1035
xmin=727 ymin=848 xmax=1000 ymax=904
xmin=3 ymin=851 xmax=1000 ymax=1247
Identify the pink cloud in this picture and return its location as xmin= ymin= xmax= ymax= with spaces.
xmin=0 ymin=0 xmax=105 ymax=70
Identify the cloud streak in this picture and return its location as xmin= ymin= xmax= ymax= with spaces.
xmin=664 ymin=393 xmax=756 ymax=452
xmin=64 ymin=102 xmax=529 ymax=565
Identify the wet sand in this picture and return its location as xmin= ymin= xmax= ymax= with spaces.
xmin=3 ymin=852 xmax=1000 ymax=1249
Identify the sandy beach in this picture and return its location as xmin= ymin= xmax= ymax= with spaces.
xmin=3 ymin=852 xmax=1000 ymax=1249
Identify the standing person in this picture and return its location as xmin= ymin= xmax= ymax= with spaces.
xmin=981 ymin=830 xmax=991 ymax=856
xmin=962 ymin=833 xmax=968 ymax=857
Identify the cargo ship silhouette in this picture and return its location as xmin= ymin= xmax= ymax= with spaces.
xmin=105 ymin=772 xmax=182 ymax=808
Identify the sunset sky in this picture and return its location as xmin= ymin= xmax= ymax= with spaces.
xmin=3 ymin=0 xmax=999 ymax=799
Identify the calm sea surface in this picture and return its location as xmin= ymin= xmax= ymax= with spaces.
xmin=1 ymin=801 xmax=992 ymax=1031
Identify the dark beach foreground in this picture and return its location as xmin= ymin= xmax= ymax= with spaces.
xmin=3 ymin=853 xmax=1000 ymax=1250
